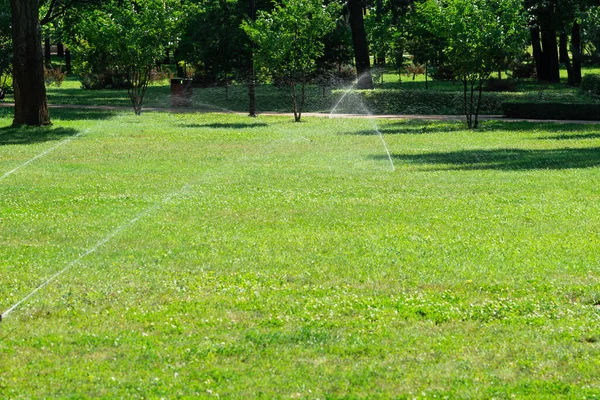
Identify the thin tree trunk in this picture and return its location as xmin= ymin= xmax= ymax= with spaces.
xmin=469 ymin=78 xmax=475 ymax=128
xmin=11 ymin=0 xmax=50 ymax=126
xmin=530 ymin=26 xmax=545 ymax=81
xmin=348 ymin=0 xmax=373 ymax=89
xmin=291 ymin=85 xmax=299 ymax=122
xmin=463 ymin=76 xmax=471 ymax=129
xmin=248 ymin=0 xmax=257 ymax=117
xmin=56 ymin=42 xmax=64 ymax=57
xmin=248 ymin=69 xmax=256 ymax=117
xmin=571 ymin=21 xmax=582 ymax=86
xmin=559 ymin=31 xmax=568 ymax=64
xmin=44 ymin=37 xmax=51 ymax=67
xmin=65 ymin=49 xmax=71 ymax=74
xmin=560 ymin=29 xmax=574 ymax=86
xmin=474 ymin=78 xmax=484 ymax=129
xmin=299 ymin=80 xmax=305 ymax=122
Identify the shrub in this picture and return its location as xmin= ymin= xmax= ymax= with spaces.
xmin=503 ymin=102 xmax=600 ymax=120
xmin=44 ymin=67 xmax=66 ymax=87
xmin=580 ymin=74 xmax=600 ymax=97
xmin=484 ymin=78 xmax=517 ymax=92
xmin=429 ymin=65 xmax=455 ymax=82
xmin=333 ymin=66 xmax=356 ymax=87
xmin=80 ymin=70 xmax=130 ymax=90
xmin=149 ymin=66 xmax=174 ymax=85
xmin=510 ymin=54 xmax=536 ymax=79
xmin=404 ymin=63 xmax=426 ymax=81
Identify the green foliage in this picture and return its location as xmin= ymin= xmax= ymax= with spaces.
xmin=242 ymin=0 xmax=339 ymax=121
xmin=0 ymin=0 xmax=11 ymax=92
xmin=581 ymin=5 xmax=600 ymax=62
xmin=416 ymin=0 xmax=528 ymax=128
xmin=365 ymin=0 xmax=411 ymax=76
xmin=580 ymin=74 xmax=600 ymax=97
xmin=503 ymin=102 xmax=600 ymax=120
xmin=64 ymin=0 xmax=182 ymax=114
xmin=178 ymin=0 xmax=251 ymax=87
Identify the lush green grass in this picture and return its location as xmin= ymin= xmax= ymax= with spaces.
xmin=1 ymin=108 xmax=600 ymax=397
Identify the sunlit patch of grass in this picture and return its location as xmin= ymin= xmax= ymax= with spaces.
xmin=1 ymin=111 xmax=600 ymax=397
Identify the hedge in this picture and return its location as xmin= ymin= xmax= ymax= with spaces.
xmin=580 ymin=74 xmax=600 ymax=97
xmin=502 ymin=102 xmax=600 ymax=120
xmin=330 ymin=89 xmax=587 ymax=116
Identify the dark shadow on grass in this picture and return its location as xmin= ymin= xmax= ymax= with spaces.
xmin=540 ymin=133 xmax=600 ymax=141
xmin=374 ymin=147 xmax=600 ymax=170
xmin=46 ymin=88 xmax=130 ymax=107
xmin=345 ymin=124 xmax=466 ymax=136
xmin=347 ymin=120 xmax=600 ymax=136
xmin=180 ymin=123 xmax=269 ymax=129
xmin=0 ymin=126 xmax=79 ymax=146
xmin=49 ymin=108 xmax=119 ymax=121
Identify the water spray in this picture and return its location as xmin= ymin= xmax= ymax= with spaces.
xmin=0 ymin=129 xmax=89 ymax=182
xmin=329 ymin=75 xmax=395 ymax=172
xmin=0 ymin=184 xmax=191 ymax=323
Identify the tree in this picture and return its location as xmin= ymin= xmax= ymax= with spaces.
xmin=65 ymin=0 xmax=181 ymax=115
xmin=0 ymin=0 xmax=11 ymax=91
xmin=526 ymin=0 xmax=561 ymax=83
xmin=348 ymin=0 xmax=373 ymax=89
xmin=11 ymin=0 xmax=51 ymax=126
xmin=10 ymin=0 xmax=105 ymax=126
xmin=418 ymin=0 xmax=527 ymax=129
xmin=366 ymin=0 xmax=414 ymax=84
xmin=406 ymin=1 xmax=446 ymax=89
xmin=243 ymin=0 xmax=339 ymax=122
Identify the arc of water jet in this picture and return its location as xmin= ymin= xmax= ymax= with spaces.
xmin=329 ymin=84 xmax=356 ymax=117
xmin=0 ymin=129 xmax=89 ymax=183
xmin=0 ymin=184 xmax=191 ymax=322
xmin=328 ymin=81 xmax=395 ymax=172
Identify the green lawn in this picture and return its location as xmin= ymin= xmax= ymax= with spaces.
xmin=1 ymin=108 xmax=600 ymax=397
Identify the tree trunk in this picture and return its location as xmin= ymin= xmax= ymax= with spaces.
xmin=248 ymin=67 xmax=256 ymax=117
xmin=44 ymin=37 xmax=51 ymax=67
xmin=540 ymin=21 xmax=560 ymax=82
xmin=571 ymin=21 xmax=582 ymax=87
xmin=530 ymin=26 xmax=545 ymax=80
xmin=11 ymin=0 xmax=51 ymax=126
xmin=560 ymin=29 xmax=574 ymax=86
xmin=248 ymin=0 xmax=257 ymax=117
xmin=65 ymin=49 xmax=72 ymax=74
xmin=56 ymin=42 xmax=64 ymax=57
xmin=559 ymin=31 xmax=568 ymax=64
xmin=348 ymin=0 xmax=373 ymax=89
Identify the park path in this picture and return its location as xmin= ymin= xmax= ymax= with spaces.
xmin=0 ymin=102 xmax=598 ymax=124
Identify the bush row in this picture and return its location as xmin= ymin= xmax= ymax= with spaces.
xmin=331 ymin=89 xmax=508 ymax=115
xmin=502 ymin=102 xmax=600 ymax=120
xmin=333 ymin=89 xmax=596 ymax=119
xmin=330 ymin=89 xmax=595 ymax=116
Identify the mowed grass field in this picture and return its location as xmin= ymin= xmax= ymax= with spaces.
xmin=1 ymin=108 xmax=600 ymax=398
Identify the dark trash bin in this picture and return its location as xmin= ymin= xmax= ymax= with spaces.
xmin=171 ymin=78 xmax=193 ymax=107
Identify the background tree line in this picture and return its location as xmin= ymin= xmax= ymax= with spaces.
xmin=4 ymin=0 xmax=600 ymax=126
